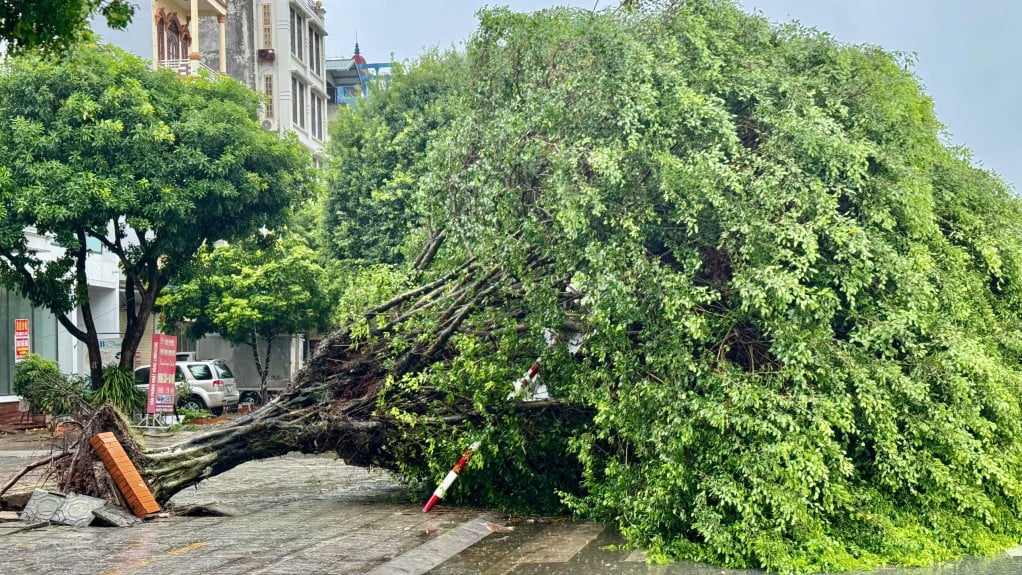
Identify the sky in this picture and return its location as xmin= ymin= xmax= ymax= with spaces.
xmin=323 ymin=1 xmax=1021 ymax=190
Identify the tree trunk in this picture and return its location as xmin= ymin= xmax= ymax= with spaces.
xmin=256 ymin=332 xmax=273 ymax=404
xmin=58 ymin=261 xmax=553 ymax=505
xmin=243 ymin=332 xmax=276 ymax=404
xmin=142 ymin=327 xmax=412 ymax=503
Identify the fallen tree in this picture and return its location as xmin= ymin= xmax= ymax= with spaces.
xmin=33 ymin=1 xmax=1022 ymax=573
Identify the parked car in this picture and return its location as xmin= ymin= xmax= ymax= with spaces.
xmin=134 ymin=359 xmax=240 ymax=416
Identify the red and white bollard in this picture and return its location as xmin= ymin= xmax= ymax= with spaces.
xmin=422 ymin=441 xmax=482 ymax=513
xmin=421 ymin=328 xmax=584 ymax=513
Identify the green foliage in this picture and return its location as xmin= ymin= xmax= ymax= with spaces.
xmin=158 ymin=231 xmax=334 ymax=392
xmin=326 ymin=1 xmax=1022 ymax=571
xmin=0 ymin=44 xmax=314 ymax=387
xmin=176 ymin=405 xmax=211 ymax=424
xmin=92 ymin=365 xmax=144 ymax=416
xmin=321 ymin=51 xmax=466 ymax=265
xmin=160 ymin=232 xmax=333 ymax=343
xmin=0 ymin=0 xmax=134 ymax=55
xmin=13 ymin=354 xmax=91 ymax=416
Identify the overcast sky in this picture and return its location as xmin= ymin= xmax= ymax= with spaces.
xmin=97 ymin=2 xmax=1017 ymax=189
xmin=323 ymin=1 xmax=1020 ymax=190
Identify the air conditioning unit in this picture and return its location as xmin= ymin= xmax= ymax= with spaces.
xmin=261 ymin=119 xmax=276 ymax=131
xmin=258 ymin=48 xmax=275 ymax=62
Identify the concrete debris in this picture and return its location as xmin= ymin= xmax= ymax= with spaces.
xmin=92 ymin=505 xmax=142 ymax=527
xmin=19 ymin=489 xmax=66 ymax=523
xmin=485 ymin=521 xmax=514 ymax=533
xmin=17 ymin=488 xmax=144 ymax=528
xmin=51 ymin=493 xmax=106 ymax=526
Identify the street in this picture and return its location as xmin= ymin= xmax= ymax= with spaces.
xmin=1 ymin=429 xmax=1021 ymax=574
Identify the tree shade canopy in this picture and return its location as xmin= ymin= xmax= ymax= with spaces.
xmin=0 ymin=0 xmax=134 ymax=54
xmin=158 ymin=232 xmax=335 ymax=399
xmin=321 ymin=1 xmax=1022 ymax=571
xmin=0 ymin=44 xmax=314 ymax=388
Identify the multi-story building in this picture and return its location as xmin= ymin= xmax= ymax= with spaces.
xmin=325 ymin=44 xmax=392 ymax=118
xmin=197 ymin=0 xmax=329 ymax=163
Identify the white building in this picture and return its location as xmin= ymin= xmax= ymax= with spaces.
xmin=0 ymin=231 xmax=121 ymax=410
xmin=194 ymin=0 xmax=328 ymax=164
xmin=88 ymin=1 xmax=329 ymax=395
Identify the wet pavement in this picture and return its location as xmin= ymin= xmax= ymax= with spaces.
xmin=1 ymin=427 xmax=1022 ymax=575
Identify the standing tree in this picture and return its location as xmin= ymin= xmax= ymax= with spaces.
xmin=0 ymin=44 xmax=313 ymax=389
xmin=321 ymin=50 xmax=464 ymax=267
xmin=158 ymin=233 xmax=334 ymax=403
xmin=43 ymin=3 xmax=1022 ymax=572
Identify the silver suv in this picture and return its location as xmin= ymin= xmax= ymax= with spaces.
xmin=134 ymin=359 xmax=240 ymax=416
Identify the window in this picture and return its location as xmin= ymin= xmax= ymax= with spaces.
xmin=0 ymin=290 xmax=59 ymax=395
xmin=85 ymin=236 xmax=103 ymax=253
xmin=298 ymin=81 xmax=306 ymax=129
xmin=156 ymin=16 xmax=166 ymax=61
xmin=212 ymin=360 xmax=234 ymax=379
xmin=310 ymin=94 xmax=318 ymax=139
xmin=292 ymin=77 xmax=299 ymax=124
xmin=263 ymin=75 xmax=274 ymax=120
xmin=187 ymin=364 xmax=213 ymax=381
xmin=289 ymin=7 xmax=303 ymax=60
xmin=261 ymin=4 xmax=272 ymax=49
xmin=311 ymin=94 xmax=324 ymax=140
xmin=309 ymin=28 xmax=322 ymax=76
xmin=168 ymin=17 xmax=181 ymax=60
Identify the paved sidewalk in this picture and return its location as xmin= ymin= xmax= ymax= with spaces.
xmin=3 ymin=428 xmax=1022 ymax=575
xmin=1 ymin=451 xmax=488 ymax=575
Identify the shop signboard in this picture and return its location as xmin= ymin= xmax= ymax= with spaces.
xmin=14 ymin=318 xmax=30 ymax=363
xmin=146 ymin=334 xmax=178 ymax=414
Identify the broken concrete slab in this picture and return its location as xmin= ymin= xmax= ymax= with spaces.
xmin=19 ymin=489 xmax=65 ymax=523
xmin=92 ymin=505 xmax=142 ymax=528
xmin=51 ymin=493 xmax=106 ymax=526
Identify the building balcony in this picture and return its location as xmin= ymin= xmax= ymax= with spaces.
xmin=157 ymin=58 xmax=219 ymax=78
xmin=158 ymin=0 xmax=226 ymax=17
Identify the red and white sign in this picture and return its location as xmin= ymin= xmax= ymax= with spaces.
xmin=146 ymin=334 xmax=178 ymax=414
xmin=14 ymin=318 xmax=30 ymax=363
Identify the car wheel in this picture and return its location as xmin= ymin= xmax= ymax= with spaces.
xmin=240 ymin=391 xmax=261 ymax=405
xmin=210 ymin=406 xmax=224 ymax=416
xmin=179 ymin=396 xmax=206 ymax=412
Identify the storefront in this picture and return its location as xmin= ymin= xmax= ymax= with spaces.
xmin=0 ymin=289 xmax=60 ymax=396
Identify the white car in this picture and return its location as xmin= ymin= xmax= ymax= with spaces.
xmin=134 ymin=359 xmax=241 ymax=416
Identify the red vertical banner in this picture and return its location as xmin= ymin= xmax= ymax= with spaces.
xmin=146 ymin=334 xmax=178 ymax=414
xmin=14 ymin=318 xmax=30 ymax=363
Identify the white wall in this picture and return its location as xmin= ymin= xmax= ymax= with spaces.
xmin=195 ymin=333 xmax=298 ymax=392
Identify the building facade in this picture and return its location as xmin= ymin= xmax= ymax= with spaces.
xmin=325 ymin=44 xmax=392 ymax=118
xmin=0 ymin=231 xmax=121 ymax=400
xmin=197 ymin=0 xmax=329 ymax=163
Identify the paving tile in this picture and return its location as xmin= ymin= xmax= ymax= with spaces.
xmin=19 ymin=489 xmax=65 ymax=523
